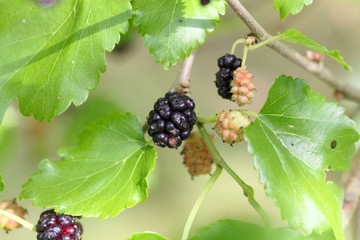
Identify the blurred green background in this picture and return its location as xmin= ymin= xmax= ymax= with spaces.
xmin=1 ymin=0 xmax=360 ymax=239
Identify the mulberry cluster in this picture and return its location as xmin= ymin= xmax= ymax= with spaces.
xmin=181 ymin=132 xmax=213 ymax=177
xmin=214 ymin=110 xmax=251 ymax=145
xmin=230 ymin=68 xmax=256 ymax=106
xmin=215 ymin=54 xmax=242 ymax=100
xmin=0 ymin=199 xmax=27 ymax=232
xmin=147 ymin=92 xmax=197 ymax=148
xmin=36 ymin=209 xmax=83 ymax=240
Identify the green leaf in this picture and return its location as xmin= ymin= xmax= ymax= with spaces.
xmin=0 ymin=175 xmax=4 ymax=193
xmin=129 ymin=232 xmax=168 ymax=240
xmin=191 ymin=219 xmax=266 ymax=240
xmin=0 ymin=0 xmax=132 ymax=121
xmin=62 ymin=96 xmax=122 ymax=145
xmin=244 ymin=75 xmax=359 ymax=240
xmin=273 ymin=0 xmax=313 ymax=20
xmin=279 ymin=29 xmax=352 ymax=70
xmin=133 ymin=0 xmax=225 ymax=69
xmin=191 ymin=219 xmax=336 ymax=240
xmin=20 ymin=112 xmax=157 ymax=219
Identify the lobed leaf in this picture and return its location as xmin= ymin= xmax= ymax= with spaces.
xmin=191 ymin=219 xmax=336 ymax=240
xmin=132 ymin=0 xmax=225 ymax=69
xmin=0 ymin=0 xmax=132 ymax=121
xmin=20 ymin=112 xmax=157 ymax=219
xmin=129 ymin=232 xmax=168 ymax=240
xmin=244 ymin=75 xmax=359 ymax=240
xmin=273 ymin=0 xmax=313 ymax=20
xmin=279 ymin=29 xmax=351 ymax=70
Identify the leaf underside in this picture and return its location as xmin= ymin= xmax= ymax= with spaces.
xmin=245 ymin=75 xmax=359 ymax=240
xmin=20 ymin=112 xmax=156 ymax=219
xmin=273 ymin=0 xmax=313 ymax=20
xmin=0 ymin=0 xmax=132 ymax=121
xmin=132 ymin=0 xmax=225 ymax=69
xmin=279 ymin=29 xmax=351 ymax=70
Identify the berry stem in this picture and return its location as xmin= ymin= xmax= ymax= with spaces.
xmin=181 ymin=167 xmax=222 ymax=240
xmin=248 ymin=35 xmax=281 ymax=50
xmin=241 ymin=45 xmax=249 ymax=68
xmin=240 ymin=110 xmax=258 ymax=118
xmin=0 ymin=208 xmax=35 ymax=232
xmin=220 ymin=161 xmax=272 ymax=228
xmin=196 ymin=113 xmax=218 ymax=124
xmin=230 ymin=38 xmax=245 ymax=55
xmin=196 ymin=122 xmax=272 ymax=229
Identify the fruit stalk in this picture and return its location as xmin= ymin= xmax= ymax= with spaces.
xmin=196 ymin=121 xmax=272 ymax=228
xmin=181 ymin=167 xmax=222 ymax=240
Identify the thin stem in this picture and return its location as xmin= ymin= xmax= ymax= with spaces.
xmin=230 ymin=38 xmax=245 ymax=55
xmin=196 ymin=113 xmax=218 ymax=124
xmin=0 ymin=208 xmax=35 ymax=231
xmin=248 ymin=35 xmax=282 ymax=51
xmin=221 ymin=161 xmax=272 ymax=228
xmin=239 ymin=110 xmax=258 ymax=118
xmin=241 ymin=45 xmax=249 ymax=68
xmin=225 ymin=0 xmax=360 ymax=103
xmin=181 ymin=167 xmax=222 ymax=240
xmin=196 ymin=122 xmax=272 ymax=228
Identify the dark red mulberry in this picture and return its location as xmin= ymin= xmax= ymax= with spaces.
xmin=36 ymin=209 xmax=82 ymax=240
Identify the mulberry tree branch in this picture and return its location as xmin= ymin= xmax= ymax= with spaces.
xmin=171 ymin=51 xmax=196 ymax=96
xmin=225 ymin=0 xmax=360 ymax=103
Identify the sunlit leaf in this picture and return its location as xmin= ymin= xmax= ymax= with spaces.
xmin=0 ymin=0 xmax=132 ymax=121
xmin=133 ymin=0 xmax=225 ymax=69
xmin=21 ymin=112 xmax=156 ymax=219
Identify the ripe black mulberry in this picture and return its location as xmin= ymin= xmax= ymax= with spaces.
xmin=147 ymin=92 xmax=197 ymax=148
xmin=215 ymin=54 xmax=242 ymax=100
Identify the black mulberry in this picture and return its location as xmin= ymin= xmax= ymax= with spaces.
xmin=215 ymin=54 xmax=242 ymax=100
xmin=147 ymin=92 xmax=197 ymax=148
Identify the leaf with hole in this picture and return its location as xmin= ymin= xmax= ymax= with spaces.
xmin=245 ymin=75 xmax=359 ymax=240
xmin=20 ymin=112 xmax=156 ymax=219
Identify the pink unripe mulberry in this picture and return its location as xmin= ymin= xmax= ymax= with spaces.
xmin=230 ymin=68 xmax=256 ymax=106
xmin=181 ymin=132 xmax=213 ymax=177
xmin=214 ymin=110 xmax=251 ymax=145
